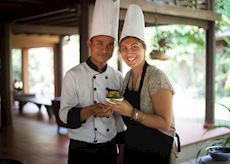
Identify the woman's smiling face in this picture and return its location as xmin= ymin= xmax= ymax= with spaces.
xmin=119 ymin=37 xmax=145 ymax=68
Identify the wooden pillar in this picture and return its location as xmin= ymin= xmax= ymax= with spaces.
xmin=53 ymin=36 xmax=63 ymax=97
xmin=204 ymin=0 xmax=215 ymax=127
xmin=117 ymin=22 xmax=123 ymax=72
xmin=0 ymin=23 xmax=13 ymax=127
xmin=22 ymin=48 xmax=29 ymax=93
xmin=79 ymin=4 xmax=90 ymax=63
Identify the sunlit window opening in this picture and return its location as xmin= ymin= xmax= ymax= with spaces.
xmin=28 ymin=48 xmax=54 ymax=99
xmin=62 ymin=35 xmax=80 ymax=76
xmin=144 ymin=25 xmax=206 ymax=123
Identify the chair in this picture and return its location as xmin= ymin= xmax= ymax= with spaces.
xmin=52 ymin=97 xmax=68 ymax=134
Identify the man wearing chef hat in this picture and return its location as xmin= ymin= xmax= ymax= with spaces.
xmin=59 ymin=0 xmax=126 ymax=163
xmin=107 ymin=4 xmax=178 ymax=164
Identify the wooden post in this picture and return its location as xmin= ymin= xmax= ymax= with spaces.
xmin=204 ymin=0 xmax=215 ymax=128
xmin=0 ymin=23 xmax=13 ymax=127
xmin=22 ymin=48 xmax=29 ymax=93
xmin=79 ymin=4 xmax=89 ymax=63
xmin=53 ymin=36 xmax=63 ymax=97
xmin=117 ymin=22 xmax=123 ymax=72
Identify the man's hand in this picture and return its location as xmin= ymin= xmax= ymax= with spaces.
xmin=93 ymin=103 xmax=112 ymax=117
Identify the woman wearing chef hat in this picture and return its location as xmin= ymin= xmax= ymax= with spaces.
xmin=59 ymin=0 xmax=126 ymax=163
xmin=108 ymin=4 xmax=178 ymax=164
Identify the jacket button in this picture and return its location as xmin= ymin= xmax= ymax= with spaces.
xmin=93 ymin=76 xmax=96 ymax=79
xmin=94 ymin=115 xmax=97 ymax=118
xmin=94 ymin=88 xmax=97 ymax=91
xmin=106 ymin=129 xmax=109 ymax=132
xmin=94 ymin=101 xmax=97 ymax=104
xmin=94 ymin=140 xmax=97 ymax=143
xmin=105 ymin=76 xmax=108 ymax=79
xmin=107 ymin=116 xmax=110 ymax=119
xmin=95 ymin=128 xmax=97 ymax=131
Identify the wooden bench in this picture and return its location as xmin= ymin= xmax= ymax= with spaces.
xmin=15 ymin=94 xmax=53 ymax=119
xmin=15 ymin=94 xmax=68 ymax=133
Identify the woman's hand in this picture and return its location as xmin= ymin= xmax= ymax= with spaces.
xmin=106 ymin=99 xmax=133 ymax=117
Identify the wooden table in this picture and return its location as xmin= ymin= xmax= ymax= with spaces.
xmin=15 ymin=94 xmax=53 ymax=119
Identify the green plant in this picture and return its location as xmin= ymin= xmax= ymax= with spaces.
xmin=149 ymin=30 xmax=172 ymax=60
xmin=196 ymin=102 xmax=230 ymax=162
xmin=213 ymin=102 xmax=230 ymax=146
xmin=216 ymin=102 xmax=230 ymax=113
xmin=204 ymin=102 xmax=230 ymax=146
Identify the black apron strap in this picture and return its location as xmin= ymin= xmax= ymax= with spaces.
xmin=138 ymin=62 xmax=148 ymax=93
xmin=176 ymin=133 xmax=181 ymax=152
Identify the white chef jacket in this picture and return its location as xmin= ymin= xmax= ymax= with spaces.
xmin=59 ymin=58 xmax=127 ymax=143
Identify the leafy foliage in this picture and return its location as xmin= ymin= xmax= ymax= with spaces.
xmin=148 ymin=25 xmax=206 ymax=97
xmin=148 ymin=1 xmax=230 ymax=98
xmin=215 ymin=0 xmax=230 ymax=97
xmin=12 ymin=49 xmax=22 ymax=81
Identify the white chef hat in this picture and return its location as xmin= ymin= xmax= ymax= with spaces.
xmin=119 ymin=4 xmax=145 ymax=43
xmin=90 ymin=0 xmax=120 ymax=40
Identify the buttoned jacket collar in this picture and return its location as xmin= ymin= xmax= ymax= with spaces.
xmin=86 ymin=57 xmax=107 ymax=73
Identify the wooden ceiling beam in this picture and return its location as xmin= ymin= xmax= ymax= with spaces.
xmin=14 ymin=8 xmax=74 ymax=23
xmin=120 ymin=0 xmax=221 ymax=22
xmin=11 ymin=34 xmax=60 ymax=48
xmin=12 ymin=0 xmax=94 ymax=22
xmin=120 ymin=9 xmax=208 ymax=29
xmin=43 ymin=17 xmax=78 ymax=26
xmin=12 ymin=24 xmax=79 ymax=35
xmin=23 ymin=12 xmax=77 ymax=24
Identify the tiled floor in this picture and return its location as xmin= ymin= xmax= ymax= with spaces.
xmin=0 ymin=103 xmax=69 ymax=164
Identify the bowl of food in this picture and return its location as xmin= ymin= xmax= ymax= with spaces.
xmin=206 ymin=146 xmax=230 ymax=161
xmin=106 ymin=89 xmax=123 ymax=104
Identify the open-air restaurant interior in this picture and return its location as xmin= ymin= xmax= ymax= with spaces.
xmin=0 ymin=0 xmax=230 ymax=163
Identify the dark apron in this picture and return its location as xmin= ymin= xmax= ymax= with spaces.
xmin=123 ymin=62 xmax=173 ymax=164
